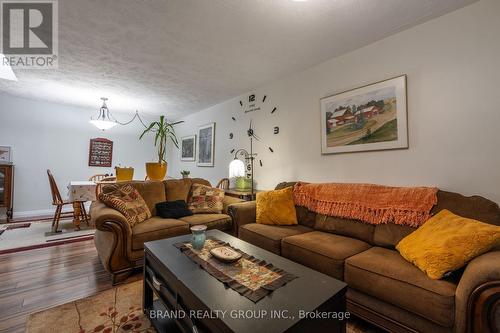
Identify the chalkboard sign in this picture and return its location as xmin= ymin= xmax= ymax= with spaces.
xmin=88 ymin=138 xmax=113 ymax=167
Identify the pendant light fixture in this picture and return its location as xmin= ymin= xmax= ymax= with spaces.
xmin=89 ymin=97 xmax=117 ymax=130
xmin=89 ymin=97 xmax=184 ymax=131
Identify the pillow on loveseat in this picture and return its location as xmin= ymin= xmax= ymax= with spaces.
xmin=256 ymin=187 xmax=298 ymax=225
xmin=188 ymin=184 xmax=225 ymax=214
xmin=156 ymin=200 xmax=193 ymax=219
xmin=396 ymin=209 xmax=500 ymax=279
xmin=99 ymin=184 xmax=152 ymax=227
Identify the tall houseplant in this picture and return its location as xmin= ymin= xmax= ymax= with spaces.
xmin=140 ymin=115 xmax=179 ymax=180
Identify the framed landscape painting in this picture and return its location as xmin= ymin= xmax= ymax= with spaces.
xmin=197 ymin=123 xmax=215 ymax=167
xmin=181 ymin=135 xmax=196 ymax=161
xmin=320 ymin=75 xmax=408 ymax=154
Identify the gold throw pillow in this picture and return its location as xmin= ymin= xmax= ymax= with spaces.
xmin=256 ymin=187 xmax=298 ymax=225
xmin=99 ymin=184 xmax=152 ymax=228
xmin=396 ymin=209 xmax=500 ymax=279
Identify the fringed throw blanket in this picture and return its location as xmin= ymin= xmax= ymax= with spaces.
xmin=293 ymin=182 xmax=438 ymax=227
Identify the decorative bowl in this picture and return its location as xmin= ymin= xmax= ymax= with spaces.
xmin=210 ymin=246 xmax=242 ymax=263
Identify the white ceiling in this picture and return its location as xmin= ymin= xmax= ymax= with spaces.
xmin=0 ymin=0 xmax=476 ymax=119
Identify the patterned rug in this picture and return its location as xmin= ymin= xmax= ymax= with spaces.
xmin=26 ymin=280 xmax=384 ymax=333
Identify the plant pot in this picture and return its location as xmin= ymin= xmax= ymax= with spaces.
xmin=115 ymin=167 xmax=134 ymax=182
xmin=235 ymin=177 xmax=252 ymax=191
xmin=146 ymin=162 xmax=167 ymax=181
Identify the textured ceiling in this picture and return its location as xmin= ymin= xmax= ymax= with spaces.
xmin=0 ymin=0 xmax=476 ymax=119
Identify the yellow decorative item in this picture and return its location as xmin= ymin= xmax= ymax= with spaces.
xmin=256 ymin=187 xmax=298 ymax=225
xmin=115 ymin=167 xmax=134 ymax=181
xmin=396 ymin=209 xmax=500 ymax=279
xmin=145 ymin=162 xmax=167 ymax=181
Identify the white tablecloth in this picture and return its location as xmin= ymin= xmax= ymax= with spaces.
xmin=68 ymin=181 xmax=97 ymax=202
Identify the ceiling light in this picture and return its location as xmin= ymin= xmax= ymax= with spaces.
xmin=0 ymin=54 xmax=18 ymax=81
xmin=89 ymin=97 xmax=185 ymax=131
xmin=90 ymin=97 xmax=118 ymax=130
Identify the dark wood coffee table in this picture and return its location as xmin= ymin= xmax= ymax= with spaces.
xmin=143 ymin=230 xmax=347 ymax=333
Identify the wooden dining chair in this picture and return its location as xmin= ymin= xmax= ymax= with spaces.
xmin=216 ymin=178 xmax=230 ymax=190
xmin=47 ymin=169 xmax=87 ymax=233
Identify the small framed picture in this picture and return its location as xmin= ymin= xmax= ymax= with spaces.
xmin=181 ymin=135 xmax=196 ymax=162
xmin=0 ymin=146 xmax=11 ymax=164
xmin=197 ymin=123 xmax=216 ymax=167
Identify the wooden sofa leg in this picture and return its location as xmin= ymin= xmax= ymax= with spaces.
xmin=112 ymin=269 xmax=133 ymax=285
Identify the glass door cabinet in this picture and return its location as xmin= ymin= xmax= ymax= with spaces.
xmin=0 ymin=164 xmax=13 ymax=221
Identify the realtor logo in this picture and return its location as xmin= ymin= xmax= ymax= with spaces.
xmin=1 ymin=0 xmax=58 ymax=68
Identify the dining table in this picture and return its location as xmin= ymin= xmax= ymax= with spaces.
xmin=67 ymin=181 xmax=96 ymax=230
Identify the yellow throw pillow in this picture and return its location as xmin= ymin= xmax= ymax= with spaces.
xmin=396 ymin=209 xmax=500 ymax=279
xmin=256 ymin=187 xmax=298 ymax=225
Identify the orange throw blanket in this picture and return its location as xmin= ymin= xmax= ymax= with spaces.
xmin=293 ymin=182 xmax=438 ymax=227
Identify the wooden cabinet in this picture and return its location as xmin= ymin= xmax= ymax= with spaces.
xmin=0 ymin=164 xmax=13 ymax=221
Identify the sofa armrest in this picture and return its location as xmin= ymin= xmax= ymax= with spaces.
xmin=90 ymin=201 xmax=132 ymax=236
xmin=222 ymin=196 xmax=245 ymax=214
xmin=227 ymin=201 xmax=256 ymax=237
xmin=455 ymin=250 xmax=500 ymax=333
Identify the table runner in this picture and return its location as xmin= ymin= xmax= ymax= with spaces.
xmin=174 ymin=238 xmax=297 ymax=302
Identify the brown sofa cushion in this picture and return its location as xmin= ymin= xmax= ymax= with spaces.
xmin=373 ymin=223 xmax=416 ymax=248
xmin=164 ymin=179 xmax=192 ymax=201
xmin=345 ymin=247 xmax=457 ymax=327
xmin=163 ymin=178 xmax=212 ymax=202
xmin=295 ymin=206 xmax=316 ymax=228
xmin=239 ymin=223 xmax=313 ymax=255
xmin=314 ymin=214 xmax=375 ymax=244
xmin=179 ymin=214 xmax=232 ymax=230
xmin=132 ymin=217 xmax=189 ymax=250
xmin=281 ymin=231 xmax=371 ymax=280
xmin=431 ymin=190 xmax=500 ymax=225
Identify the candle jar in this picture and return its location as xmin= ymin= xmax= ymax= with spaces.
xmin=190 ymin=225 xmax=207 ymax=250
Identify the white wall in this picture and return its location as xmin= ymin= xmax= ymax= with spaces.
xmin=168 ymin=0 xmax=500 ymax=204
xmin=0 ymin=93 xmax=158 ymax=217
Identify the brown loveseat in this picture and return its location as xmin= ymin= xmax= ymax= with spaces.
xmin=228 ymin=182 xmax=500 ymax=333
xmin=90 ymin=178 xmax=243 ymax=283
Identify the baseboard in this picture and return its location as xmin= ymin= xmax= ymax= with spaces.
xmin=13 ymin=208 xmax=67 ymax=218
xmin=12 ymin=202 xmax=91 ymax=219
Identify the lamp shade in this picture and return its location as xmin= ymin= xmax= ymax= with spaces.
xmin=89 ymin=119 xmax=117 ymax=130
xmin=229 ymin=159 xmax=245 ymax=178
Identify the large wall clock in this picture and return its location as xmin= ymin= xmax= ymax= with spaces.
xmin=229 ymin=93 xmax=280 ymax=170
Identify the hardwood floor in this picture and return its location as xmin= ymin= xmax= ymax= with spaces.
xmin=0 ymin=239 xmax=138 ymax=333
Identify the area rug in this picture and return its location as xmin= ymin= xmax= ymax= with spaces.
xmin=26 ymin=280 xmax=384 ymax=333
xmin=0 ymin=218 xmax=95 ymax=254
xmin=26 ymin=280 xmax=153 ymax=333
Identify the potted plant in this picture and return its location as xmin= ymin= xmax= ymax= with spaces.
xmin=140 ymin=115 xmax=179 ymax=180
xmin=180 ymin=170 xmax=190 ymax=179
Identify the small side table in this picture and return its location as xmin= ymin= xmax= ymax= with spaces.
xmin=68 ymin=181 xmax=96 ymax=230
xmin=224 ymin=189 xmax=263 ymax=201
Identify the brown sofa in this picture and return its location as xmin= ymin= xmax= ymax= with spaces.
xmin=90 ymin=178 xmax=243 ymax=283
xmin=228 ymin=182 xmax=500 ymax=333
